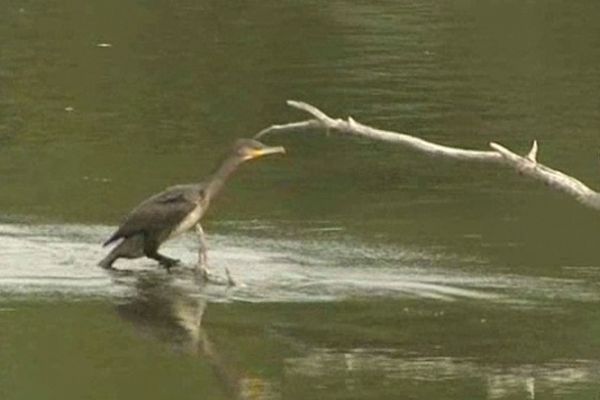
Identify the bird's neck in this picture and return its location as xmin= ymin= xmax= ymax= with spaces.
xmin=204 ymin=155 xmax=243 ymax=199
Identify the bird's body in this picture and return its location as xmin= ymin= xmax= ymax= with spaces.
xmin=167 ymin=187 xmax=207 ymax=240
xmin=98 ymin=184 xmax=208 ymax=269
xmin=99 ymin=139 xmax=285 ymax=273
xmin=103 ymin=184 xmax=207 ymax=247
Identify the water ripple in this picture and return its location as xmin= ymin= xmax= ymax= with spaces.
xmin=1 ymin=223 xmax=598 ymax=305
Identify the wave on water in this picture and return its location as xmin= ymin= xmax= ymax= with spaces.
xmin=0 ymin=223 xmax=598 ymax=305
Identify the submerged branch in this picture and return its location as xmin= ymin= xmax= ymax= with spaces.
xmin=255 ymin=101 xmax=600 ymax=211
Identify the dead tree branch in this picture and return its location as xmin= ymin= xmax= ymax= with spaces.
xmin=255 ymin=100 xmax=600 ymax=210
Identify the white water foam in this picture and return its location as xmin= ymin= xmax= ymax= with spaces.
xmin=0 ymin=223 xmax=598 ymax=304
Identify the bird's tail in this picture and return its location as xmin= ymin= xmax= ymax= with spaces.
xmin=98 ymin=235 xmax=145 ymax=269
xmin=98 ymin=251 xmax=118 ymax=269
xmin=103 ymin=232 xmax=120 ymax=247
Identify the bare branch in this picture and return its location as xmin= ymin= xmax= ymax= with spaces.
xmin=489 ymin=142 xmax=600 ymax=209
xmin=287 ymin=100 xmax=334 ymax=123
xmin=257 ymin=103 xmax=503 ymax=163
xmin=254 ymin=120 xmax=319 ymax=139
xmin=255 ymin=101 xmax=600 ymax=211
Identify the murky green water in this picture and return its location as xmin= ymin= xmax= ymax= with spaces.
xmin=2 ymin=1 xmax=600 ymax=399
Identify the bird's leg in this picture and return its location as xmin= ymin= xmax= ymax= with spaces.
xmin=194 ymin=224 xmax=236 ymax=286
xmin=195 ymin=224 xmax=211 ymax=280
xmin=143 ymin=238 xmax=180 ymax=271
xmin=153 ymin=253 xmax=180 ymax=271
xmin=195 ymin=223 xmax=236 ymax=286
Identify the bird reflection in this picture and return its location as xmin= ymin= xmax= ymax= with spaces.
xmin=111 ymin=270 xmax=270 ymax=400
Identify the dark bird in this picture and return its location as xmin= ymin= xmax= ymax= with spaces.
xmin=98 ymin=139 xmax=285 ymax=279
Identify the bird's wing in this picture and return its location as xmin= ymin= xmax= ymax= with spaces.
xmin=103 ymin=185 xmax=203 ymax=246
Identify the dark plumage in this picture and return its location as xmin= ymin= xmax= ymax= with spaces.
xmin=102 ymin=185 xmax=203 ymax=248
xmin=99 ymin=139 xmax=285 ymax=272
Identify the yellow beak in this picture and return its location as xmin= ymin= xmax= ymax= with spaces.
xmin=247 ymin=146 xmax=286 ymax=159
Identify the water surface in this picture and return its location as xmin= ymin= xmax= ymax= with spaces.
xmin=2 ymin=1 xmax=600 ymax=399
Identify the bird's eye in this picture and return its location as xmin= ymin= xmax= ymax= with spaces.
xmin=238 ymin=147 xmax=251 ymax=157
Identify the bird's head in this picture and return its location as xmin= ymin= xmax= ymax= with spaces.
xmin=232 ymin=139 xmax=286 ymax=161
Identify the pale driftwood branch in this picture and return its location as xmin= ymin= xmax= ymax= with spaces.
xmin=255 ymin=101 xmax=600 ymax=211
xmin=257 ymin=100 xmax=503 ymax=163
xmin=489 ymin=142 xmax=600 ymax=209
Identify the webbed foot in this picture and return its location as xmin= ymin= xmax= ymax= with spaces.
xmin=195 ymin=263 xmax=211 ymax=281
xmin=160 ymin=257 xmax=180 ymax=271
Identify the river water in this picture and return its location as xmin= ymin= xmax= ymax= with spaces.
xmin=2 ymin=1 xmax=600 ymax=399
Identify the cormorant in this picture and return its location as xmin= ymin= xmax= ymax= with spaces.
xmin=98 ymin=138 xmax=285 ymax=280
